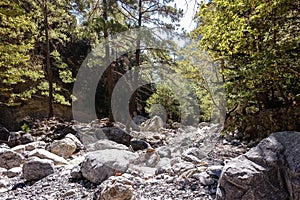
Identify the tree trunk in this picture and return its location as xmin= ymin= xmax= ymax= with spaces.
xmin=44 ymin=0 xmax=53 ymax=118
xmin=103 ymin=0 xmax=114 ymax=122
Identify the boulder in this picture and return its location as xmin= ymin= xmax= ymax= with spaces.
xmin=81 ymin=149 xmax=138 ymax=184
xmin=22 ymin=157 xmax=55 ymax=181
xmin=217 ymin=131 xmax=300 ymax=200
xmin=141 ymin=116 xmax=164 ymax=132
xmin=0 ymin=148 xmax=25 ymax=169
xmin=95 ymin=175 xmax=134 ymax=200
xmin=49 ymin=138 xmax=77 ymax=158
xmin=101 ymin=127 xmax=132 ymax=146
xmin=28 ymin=149 xmax=68 ymax=165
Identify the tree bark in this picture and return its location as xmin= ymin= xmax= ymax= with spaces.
xmin=44 ymin=0 xmax=54 ymax=118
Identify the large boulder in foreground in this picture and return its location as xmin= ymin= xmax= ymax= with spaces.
xmin=217 ymin=131 xmax=300 ymax=200
xmin=81 ymin=149 xmax=138 ymax=184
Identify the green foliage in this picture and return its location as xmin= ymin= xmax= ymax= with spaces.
xmin=194 ymin=0 xmax=300 ymax=137
xmin=0 ymin=0 xmax=44 ymax=105
xmin=21 ymin=123 xmax=30 ymax=133
xmin=146 ymin=84 xmax=180 ymax=123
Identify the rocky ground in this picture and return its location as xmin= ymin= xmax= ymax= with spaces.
xmin=0 ymin=117 xmax=249 ymax=200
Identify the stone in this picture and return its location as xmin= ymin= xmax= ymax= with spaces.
xmin=95 ymin=175 xmax=134 ymax=200
xmin=7 ymin=131 xmax=21 ymax=147
xmin=11 ymin=145 xmax=26 ymax=154
xmin=157 ymin=146 xmax=172 ymax=158
xmin=141 ymin=116 xmax=164 ymax=132
xmin=207 ymin=165 xmax=223 ymax=178
xmin=217 ymin=131 xmax=300 ymax=200
xmin=182 ymin=147 xmax=205 ymax=163
xmin=130 ymin=140 xmax=149 ymax=151
xmin=70 ymin=165 xmax=83 ymax=180
xmin=28 ymin=149 xmax=68 ymax=165
xmin=22 ymin=157 xmax=55 ymax=181
xmin=65 ymin=133 xmax=84 ymax=151
xmin=49 ymin=138 xmax=77 ymax=158
xmin=156 ymin=157 xmax=172 ymax=175
xmin=197 ymin=172 xmax=215 ymax=186
xmin=81 ymin=149 xmax=138 ymax=184
xmin=24 ymin=141 xmax=46 ymax=151
xmin=20 ymin=133 xmax=34 ymax=145
xmin=6 ymin=167 xmax=22 ymax=178
xmin=86 ymin=140 xmax=129 ymax=151
xmin=0 ymin=125 xmax=10 ymax=142
xmin=101 ymin=127 xmax=132 ymax=146
xmin=0 ymin=148 xmax=25 ymax=169
xmin=132 ymin=115 xmax=148 ymax=125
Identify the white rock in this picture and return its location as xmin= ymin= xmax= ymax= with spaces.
xmin=28 ymin=149 xmax=68 ymax=165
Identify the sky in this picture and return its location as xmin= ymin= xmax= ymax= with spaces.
xmin=175 ymin=0 xmax=199 ymax=32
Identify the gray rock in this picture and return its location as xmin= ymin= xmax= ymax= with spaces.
xmin=81 ymin=149 xmax=138 ymax=184
xmin=7 ymin=131 xmax=21 ymax=147
xmin=65 ymin=133 xmax=84 ymax=151
xmin=0 ymin=148 xmax=25 ymax=169
xmin=6 ymin=167 xmax=22 ymax=178
xmin=182 ymin=147 xmax=205 ymax=163
xmin=22 ymin=157 xmax=54 ymax=181
xmin=217 ymin=131 xmax=300 ymax=200
xmin=95 ymin=175 xmax=133 ymax=200
xmin=70 ymin=165 xmax=83 ymax=180
xmin=141 ymin=116 xmax=164 ymax=132
xmin=101 ymin=127 xmax=132 ymax=146
xmin=130 ymin=140 xmax=149 ymax=151
xmin=49 ymin=137 xmax=77 ymax=158
xmin=24 ymin=141 xmax=46 ymax=151
xmin=20 ymin=133 xmax=34 ymax=145
xmin=132 ymin=115 xmax=148 ymax=125
xmin=157 ymin=146 xmax=172 ymax=158
xmin=86 ymin=140 xmax=128 ymax=151
xmin=156 ymin=157 xmax=172 ymax=174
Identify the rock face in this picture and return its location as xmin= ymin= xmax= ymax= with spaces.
xmin=0 ymin=149 xmax=25 ymax=169
xmin=81 ymin=149 xmax=138 ymax=184
xmin=217 ymin=131 xmax=300 ymax=200
xmin=22 ymin=158 xmax=55 ymax=181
